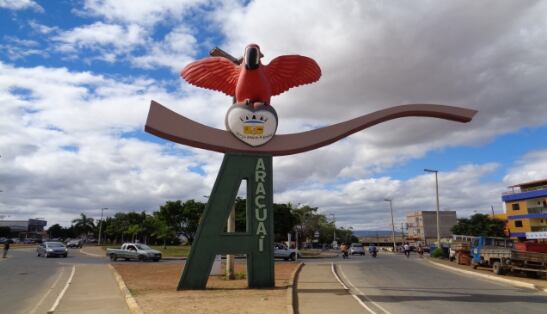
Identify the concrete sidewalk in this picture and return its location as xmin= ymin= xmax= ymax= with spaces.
xmin=53 ymin=264 xmax=130 ymax=314
xmin=296 ymin=263 xmax=367 ymax=314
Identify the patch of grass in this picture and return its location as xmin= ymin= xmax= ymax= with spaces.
xmin=149 ymin=245 xmax=191 ymax=257
xmin=299 ymin=249 xmax=321 ymax=257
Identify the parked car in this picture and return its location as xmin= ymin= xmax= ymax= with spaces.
xmin=106 ymin=243 xmax=162 ymax=262
xmin=37 ymin=242 xmax=68 ymax=258
xmin=274 ymin=243 xmax=301 ymax=261
xmin=66 ymin=239 xmax=83 ymax=248
xmin=350 ymin=243 xmax=365 ymax=256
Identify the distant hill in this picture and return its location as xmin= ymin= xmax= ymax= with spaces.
xmin=353 ymin=230 xmax=402 ymax=237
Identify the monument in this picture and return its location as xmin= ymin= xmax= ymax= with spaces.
xmin=144 ymin=44 xmax=477 ymax=289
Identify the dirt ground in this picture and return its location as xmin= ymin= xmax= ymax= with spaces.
xmin=113 ymin=261 xmax=299 ymax=314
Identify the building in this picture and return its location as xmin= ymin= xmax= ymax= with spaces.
xmin=502 ymin=179 xmax=547 ymax=240
xmin=0 ymin=219 xmax=47 ymax=239
xmin=406 ymin=211 xmax=457 ymax=244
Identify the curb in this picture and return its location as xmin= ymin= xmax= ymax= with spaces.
xmin=108 ymin=264 xmax=144 ymax=314
xmin=426 ymin=258 xmax=547 ymax=294
xmin=287 ymin=262 xmax=304 ymax=314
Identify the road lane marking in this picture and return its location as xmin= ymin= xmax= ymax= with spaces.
xmin=47 ymin=265 xmax=76 ymax=314
xmin=79 ymin=248 xmax=104 ymax=257
xmin=334 ymin=263 xmax=394 ymax=314
xmin=330 ymin=263 xmax=378 ymax=314
xmin=28 ymin=267 xmax=66 ymax=314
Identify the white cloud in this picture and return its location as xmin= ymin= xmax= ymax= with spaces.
xmin=0 ymin=0 xmax=43 ymax=12
xmin=503 ymin=150 xmax=547 ymax=186
xmin=53 ymin=22 xmax=147 ymax=58
xmin=130 ymin=25 xmax=197 ymax=72
xmin=276 ymin=163 xmax=504 ymax=229
xmin=80 ymin=0 xmax=209 ymax=25
xmin=2 ymin=1 xmax=547 ymax=230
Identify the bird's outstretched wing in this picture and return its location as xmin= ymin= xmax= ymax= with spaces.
xmin=181 ymin=57 xmax=241 ymax=96
xmin=264 ymin=55 xmax=321 ymax=96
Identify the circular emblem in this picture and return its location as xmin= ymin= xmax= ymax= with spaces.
xmin=225 ymin=103 xmax=278 ymax=147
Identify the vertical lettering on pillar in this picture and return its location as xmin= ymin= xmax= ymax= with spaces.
xmin=255 ymin=158 xmax=267 ymax=252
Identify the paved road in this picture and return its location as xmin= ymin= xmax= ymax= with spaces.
xmin=333 ymin=253 xmax=547 ymax=314
xmin=0 ymin=247 xmax=108 ymax=313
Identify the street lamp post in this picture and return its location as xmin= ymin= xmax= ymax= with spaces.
xmin=98 ymin=207 xmax=108 ymax=246
xmin=424 ymin=169 xmax=441 ymax=247
xmin=384 ymin=199 xmax=397 ymax=251
xmin=330 ymin=213 xmax=336 ymax=247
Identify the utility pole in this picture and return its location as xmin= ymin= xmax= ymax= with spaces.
xmin=491 ymin=205 xmax=495 ymax=218
xmin=400 ymin=222 xmax=405 ymax=242
xmin=98 ymin=207 xmax=108 ymax=246
xmin=384 ymin=199 xmax=397 ymax=251
xmin=330 ymin=213 xmax=336 ymax=247
xmin=424 ymin=169 xmax=441 ymax=248
xmin=226 ymin=206 xmax=235 ymax=280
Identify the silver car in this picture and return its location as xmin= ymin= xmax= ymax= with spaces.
xmin=37 ymin=242 xmax=68 ymax=258
xmin=350 ymin=243 xmax=365 ymax=255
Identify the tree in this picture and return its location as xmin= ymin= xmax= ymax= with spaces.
xmin=152 ymin=219 xmax=175 ymax=248
xmin=273 ymin=203 xmax=298 ymax=242
xmin=157 ymin=200 xmax=205 ymax=244
xmin=126 ymin=224 xmax=141 ymax=242
xmin=47 ymin=224 xmax=64 ymax=238
xmin=451 ymin=213 xmax=506 ymax=237
xmin=72 ymin=213 xmax=95 ymax=240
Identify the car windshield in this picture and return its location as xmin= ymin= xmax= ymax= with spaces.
xmin=47 ymin=242 xmax=64 ymax=247
xmin=351 ymin=243 xmax=362 ymax=247
xmin=136 ymin=244 xmax=152 ymax=250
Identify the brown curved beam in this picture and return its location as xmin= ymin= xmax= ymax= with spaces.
xmin=145 ymin=101 xmax=477 ymax=156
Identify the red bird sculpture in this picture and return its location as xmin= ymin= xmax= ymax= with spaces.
xmin=181 ymin=44 xmax=321 ymax=106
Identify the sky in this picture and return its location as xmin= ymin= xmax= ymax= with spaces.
xmin=1 ymin=0 xmax=547 ymax=230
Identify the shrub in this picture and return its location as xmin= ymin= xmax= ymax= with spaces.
xmin=431 ymin=247 xmax=443 ymax=258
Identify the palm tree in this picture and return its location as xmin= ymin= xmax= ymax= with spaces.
xmin=72 ymin=213 xmax=95 ymax=242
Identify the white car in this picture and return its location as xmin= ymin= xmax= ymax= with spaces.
xmin=349 ymin=243 xmax=365 ymax=255
xmin=274 ymin=243 xmax=301 ymax=261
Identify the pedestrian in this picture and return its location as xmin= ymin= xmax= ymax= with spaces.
xmin=417 ymin=244 xmax=424 ymax=258
xmin=340 ymin=243 xmax=349 ymax=259
xmin=3 ymin=239 xmax=10 ymax=258
xmin=403 ymin=242 xmax=410 ymax=258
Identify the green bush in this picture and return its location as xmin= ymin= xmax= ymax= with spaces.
xmin=431 ymin=248 xmax=443 ymax=258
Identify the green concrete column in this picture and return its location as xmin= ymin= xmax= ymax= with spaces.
xmin=178 ymin=153 xmax=274 ymax=289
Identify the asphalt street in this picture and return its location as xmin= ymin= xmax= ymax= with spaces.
xmin=332 ymin=252 xmax=547 ymax=314
xmin=0 ymin=247 xmax=107 ymax=313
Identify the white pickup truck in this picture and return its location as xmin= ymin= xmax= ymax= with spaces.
xmin=274 ymin=243 xmax=301 ymax=261
xmin=106 ymin=243 xmax=162 ymax=262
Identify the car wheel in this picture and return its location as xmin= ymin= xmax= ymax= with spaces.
xmin=37 ymin=252 xmax=40 ymax=257
xmin=110 ymin=254 xmax=118 ymax=261
xmin=63 ymin=253 xmax=67 ymax=258
xmin=153 ymin=259 xmax=160 ymax=262
xmin=361 ymin=253 xmax=365 ymax=256
xmin=289 ymin=253 xmax=296 ymax=261
xmin=45 ymin=253 xmax=49 ymax=258
xmin=138 ymin=255 xmax=146 ymax=262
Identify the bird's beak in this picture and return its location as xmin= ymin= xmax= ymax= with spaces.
xmin=245 ymin=46 xmax=261 ymax=70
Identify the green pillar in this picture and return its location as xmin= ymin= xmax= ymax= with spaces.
xmin=178 ymin=153 xmax=274 ymax=289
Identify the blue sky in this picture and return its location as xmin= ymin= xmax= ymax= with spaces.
xmin=1 ymin=1 xmax=547 ymax=229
